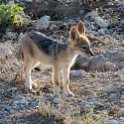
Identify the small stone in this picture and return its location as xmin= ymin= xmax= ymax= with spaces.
xmin=13 ymin=98 xmax=29 ymax=105
xmin=98 ymin=29 xmax=105 ymax=35
xmin=118 ymin=108 xmax=124 ymax=116
xmin=108 ymin=2 xmax=113 ymax=6
xmin=70 ymin=70 xmax=86 ymax=77
xmin=8 ymin=0 xmax=15 ymax=4
xmin=103 ymin=85 xmax=117 ymax=94
xmin=25 ymin=0 xmax=32 ymax=2
xmin=10 ymin=109 xmax=16 ymax=114
xmin=90 ymin=25 xmax=96 ymax=30
xmin=84 ymin=11 xmax=98 ymax=20
xmin=49 ymin=24 xmax=57 ymax=31
xmin=119 ymin=117 xmax=124 ymax=121
xmin=6 ymin=31 xmax=17 ymax=40
xmin=106 ymin=120 xmax=119 ymax=124
xmin=84 ymin=104 xmax=93 ymax=112
xmin=5 ymin=106 xmax=11 ymax=112
xmin=87 ymin=101 xmax=104 ymax=110
xmin=79 ymin=10 xmax=84 ymax=15
xmin=94 ymin=17 xmax=108 ymax=28
xmin=120 ymin=94 xmax=124 ymax=100
xmin=35 ymin=15 xmax=51 ymax=31
xmin=110 ymin=93 xmax=120 ymax=100
xmin=52 ymin=95 xmax=61 ymax=104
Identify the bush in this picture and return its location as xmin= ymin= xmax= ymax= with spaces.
xmin=0 ymin=3 xmax=24 ymax=27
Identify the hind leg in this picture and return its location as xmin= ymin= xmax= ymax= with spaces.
xmin=24 ymin=56 xmax=38 ymax=91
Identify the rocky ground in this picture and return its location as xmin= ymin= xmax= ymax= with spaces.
xmin=1 ymin=0 xmax=124 ymax=124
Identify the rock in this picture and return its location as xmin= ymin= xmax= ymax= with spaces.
xmin=72 ymin=57 xmax=89 ymax=70
xmin=52 ymin=95 xmax=61 ymax=104
xmin=83 ymin=104 xmax=93 ymax=112
xmin=98 ymin=29 xmax=105 ymax=35
xmin=88 ymin=56 xmax=118 ymax=72
xmin=5 ymin=30 xmax=17 ymax=40
xmin=120 ymin=94 xmax=124 ymax=100
xmin=103 ymin=85 xmax=118 ymax=95
xmin=70 ymin=70 xmax=86 ymax=77
xmin=79 ymin=10 xmax=85 ymax=15
xmin=108 ymin=2 xmax=113 ymax=6
xmin=106 ymin=120 xmax=119 ymax=124
xmin=86 ymin=101 xmax=104 ymax=110
xmin=5 ymin=106 xmax=12 ymax=112
xmin=25 ymin=0 xmax=32 ymax=2
xmin=35 ymin=15 xmax=51 ymax=31
xmin=90 ymin=24 xmax=96 ymax=30
xmin=87 ymin=30 xmax=100 ymax=36
xmin=94 ymin=17 xmax=108 ymax=28
xmin=118 ymin=108 xmax=124 ymax=116
xmin=84 ymin=11 xmax=99 ymax=20
xmin=110 ymin=93 xmax=120 ymax=100
xmin=4 ymin=87 xmax=17 ymax=98
xmin=119 ymin=117 xmax=124 ymax=122
xmin=7 ymin=0 xmax=15 ymax=4
xmin=13 ymin=98 xmax=29 ymax=105
xmin=49 ymin=24 xmax=58 ymax=31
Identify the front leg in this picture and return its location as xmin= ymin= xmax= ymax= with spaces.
xmin=52 ymin=66 xmax=61 ymax=97
xmin=62 ymin=66 xmax=74 ymax=97
xmin=52 ymin=66 xmax=61 ymax=103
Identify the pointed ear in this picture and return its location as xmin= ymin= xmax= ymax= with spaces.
xmin=69 ymin=26 xmax=78 ymax=40
xmin=76 ymin=21 xmax=85 ymax=34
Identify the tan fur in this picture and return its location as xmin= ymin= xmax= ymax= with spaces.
xmin=19 ymin=21 xmax=94 ymax=98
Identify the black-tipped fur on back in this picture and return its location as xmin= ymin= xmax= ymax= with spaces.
xmin=28 ymin=31 xmax=67 ymax=57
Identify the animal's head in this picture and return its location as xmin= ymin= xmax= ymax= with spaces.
xmin=69 ymin=21 xmax=94 ymax=57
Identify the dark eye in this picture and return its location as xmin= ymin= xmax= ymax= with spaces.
xmin=82 ymin=46 xmax=87 ymax=49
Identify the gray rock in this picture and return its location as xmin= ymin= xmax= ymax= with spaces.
xmin=25 ymin=0 xmax=32 ymax=2
xmin=79 ymin=10 xmax=85 ymax=15
xmin=5 ymin=106 xmax=11 ymax=112
xmin=70 ymin=70 xmax=86 ymax=77
xmin=87 ymin=30 xmax=100 ymax=36
xmin=5 ymin=30 xmax=17 ymax=40
xmin=118 ymin=108 xmax=124 ymax=116
xmin=84 ymin=11 xmax=99 ymax=20
xmin=103 ymin=85 xmax=117 ymax=94
xmin=87 ymin=101 xmax=104 ymax=110
xmin=120 ymin=94 xmax=124 ymax=100
xmin=88 ymin=56 xmax=118 ymax=72
xmin=108 ymin=2 xmax=113 ymax=6
xmin=119 ymin=117 xmax=124 ymax=122
xmin=90 ymin=24 xmax=96 ymax=30
xmin=106 ymin=120 xmax=119 ymax=124
xmin=110 ymin=93 xmax=120 ymax=100
xmin=83 ymin=104 xmax=93 ymax=112
xmin=94 ymin=17 xmax=108 ymax=28
xmin=49 ymin=24 xmax=58 ymax=31
xmin=53 ymin=95 xmax=61 ymax=104
xmin=7 ymin=0 xmax=15 ymax=4
xmin=35 ymin=15 xmax=51 ymax=31
xmin=13 ymin=98 xmax=29 ymax=105
xmin=98 ymin=29 xmax=105 ymax=35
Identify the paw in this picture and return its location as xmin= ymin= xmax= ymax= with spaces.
xmin=25 ymin=81 xmax=37 ymax=91
xmin=25 ymin=82 xmax=32 ymax=91
xmin=32 ymin=82 xmax=38 ymax=89
xmin=63 ymin=90 xmax=74 ymax=97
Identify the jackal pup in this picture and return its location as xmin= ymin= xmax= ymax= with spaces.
xmin=20 ymin=21 xmax=93 ymax=98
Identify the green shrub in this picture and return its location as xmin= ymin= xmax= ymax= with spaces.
xmin=0 ymin=3 xmax=24 ymax=27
